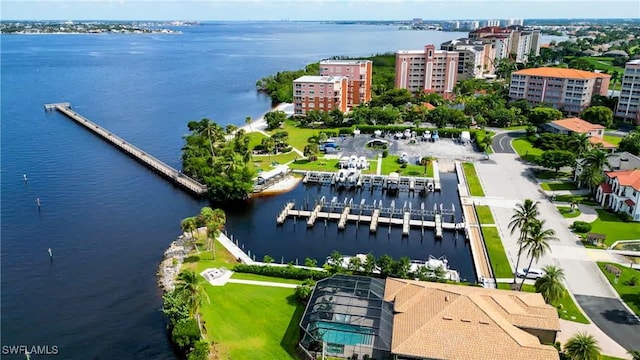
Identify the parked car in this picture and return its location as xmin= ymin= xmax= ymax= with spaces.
xmin=516 ymin=268 xmax=545 ymax=279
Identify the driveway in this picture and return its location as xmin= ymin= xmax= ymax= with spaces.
xmin=574 ymin=295 xmax=640 ymax=351
xmin=491 ymin=132 xmax=520 ymax=154
xmin=473 ymin=153 xmax=640 ymax=350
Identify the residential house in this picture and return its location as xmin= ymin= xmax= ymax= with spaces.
xmin=547 ymin=117 xmax=617 ymax=151
xmin=395 ymin=44 xmax=459 ymax=98
xmin=292 ymin=75 xmax=348 ymax=116
xmin=575 ymin=151 xmax=640 ymax=185
xmin=615 ymin=59 xmax=640 ymax=125
xmin=509 ymin=68 xmax=611 ymax=114
xmin=319 ymin=59 xmax=373 ymax=109
xmin=596 ymin=169 xmax=640 ymax=221
xmin=299 ymin=275 xmax=561 ymax=360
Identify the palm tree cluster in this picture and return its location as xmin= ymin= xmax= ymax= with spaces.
xmin=509 ymin=199 xmax=559 ymax=289
xmin=562 ymin=332 xmax=601 ymax=360
xmin=180 ymin=207 xmax=226 ymax=258
xmin=182 ymin=118 xmax=256 ymax=201
xmin=578 ymin=148 xmax=612 ymax=193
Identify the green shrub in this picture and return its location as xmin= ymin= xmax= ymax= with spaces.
xmin=625 ymin=276 xmax=638 ymax=287
xmin=162 ymin=290 xmax=190 ymax=327
xmin=171 ymin=319 xmax=200 ymax=353
xmin=571 ymin=221 xmax=592 ymax=233
xmin=617 ymin=211 xmax=633 ymax=222
xmin=233 ymin=264 xmax=329 ymax=280
xmin=338 ymin=127 xmax=354 ymax=135
xmin=187 ymin=340 xmax=210 ymax=360
xmin=382 ymin=150 xmax=389 ymax=158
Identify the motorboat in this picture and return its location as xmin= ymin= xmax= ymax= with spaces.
xmin=409 ymin=255 xmax=460 ymax=282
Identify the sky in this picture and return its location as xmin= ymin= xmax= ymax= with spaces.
xmin=1 ymin=0 xmax=639 ymax=21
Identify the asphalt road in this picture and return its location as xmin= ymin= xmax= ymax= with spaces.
xmin=574 ymin=295 xmax=640 ymax=351
xmin=491 ymin=132 xmax=520 ymax=154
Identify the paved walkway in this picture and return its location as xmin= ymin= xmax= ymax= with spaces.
xmin=473 ymin=152 xmax=640 ymax=353
xmin=376 ymin=155 xmax=382 ymax=175
xmin=553 ymin=202 xmax=599 ymax=224
xmin=200 ymin=268 xmax=299 ymax=288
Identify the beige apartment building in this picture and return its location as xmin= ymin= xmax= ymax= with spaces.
xmin=469 ymin=26 xmax=540 ymax=63
xmin=440 ymin=38 xmax=495 ymax=79
xmin=395 ymin=44 xmax=459 ymax=98
xmin=616 ymin=59 xmax=640 ymax=124
xmin=293 ymin=75 xmax=348 ymax=116
xmin=319 ymin=59 xmax=372 ymax=108
xmin=509 ymin=67 xmax=611 ymax=113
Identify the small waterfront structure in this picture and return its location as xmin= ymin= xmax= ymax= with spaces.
xmin=253 ymin=165 xmax=291 ymax=192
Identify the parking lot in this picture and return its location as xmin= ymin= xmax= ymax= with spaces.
xmin=327 ymin=134 xmax=486 ymax=163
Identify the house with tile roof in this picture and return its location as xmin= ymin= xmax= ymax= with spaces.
xmin=509 ymin=67 xmax=610 ymax=114
xmin=547 ymin=117 xmax=617 ymax=151
xmin=595 ymin=169 xmax=640 ymax=221
xmin=299 ymin=275 xmax=561 ymax=360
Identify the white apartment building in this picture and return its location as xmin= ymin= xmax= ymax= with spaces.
xmin=440 ymin=38 xmax=495 ymax=79
xmin=596 ymin=169 xmax=640 ymax=221
xmin=615 ymin=59 xmax=640 ymax=125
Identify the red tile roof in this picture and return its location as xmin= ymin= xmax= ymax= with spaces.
xmin=513 ymin=67 xmax=611 ymax=79
xmin=588 ymin=137 xmax=617 ymax=149
xmin=599 ymin=182 xmax=612 ymax=194
xmin=625 ymin=199 xmax=635 ymax=206
xmin=422 ymin=102 xmax=436 ymax=110
xmin=551 ymin=117 xmax=605 ymax=133
xmin=606 ymin=170 xmax=640 ymax=191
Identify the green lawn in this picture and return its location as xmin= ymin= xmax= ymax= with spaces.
xmin=563 ymin=56 xmax=625 ymax=85
xmin=231 ymin=272 xmax=304 ymax=284
xmin=201 ymin=283 xmax=302 ymax=359
xmin=269 ymin=119 xmax=343 ymax=151
xmin=601 ymin=356 xmax=627 ymax=360
xmin=505 ymin=125 xmax=529 ymax=130
xmin=481 ymin=227 xmax=512 ymax=278
xmin=462 ymin=162 xmax=485 ymax=197
xmin=540 ymin=182 xmax=578 ymax=191
xmin=557 ymin=206 xmax=582 ymax=218
xmin=590 ymin=209 xmax=640 ymax=245
xmin=552 ymin=194 xmax=600 ymax=207
xmin=476 ymin=205 xmax=495 ymax=224
xmin=512 ymin=137 xmax=543 ymax=163
xmin=245 ymin=131 xmax=269 ymax=150
xmin=253 ymin=151 xmax=299 ymax=171
xmin=288 ymin=158 xmax=342 ymax=172
xmin=603 ymin=134 xmax=623 ymax=146
xmin=181 ymin=237 xmax=303 ymax=359
xmin=496 ymin=283 xmax=589 ymax=323
xmin=597 ymin=262 xmax=640 ymax=317
xmin=380 ymin=155 xmax=433 ymax=177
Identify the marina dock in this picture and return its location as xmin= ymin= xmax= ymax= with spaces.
xmin=276 ymin=196 xmax=463 ymax=237
xmin=299 ymin=170 xmax=439 ymax=193
xmin=45 ymin=103 xmax=208 ymax=196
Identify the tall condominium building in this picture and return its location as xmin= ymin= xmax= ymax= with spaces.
xmin=509 ymin=67 xmax=611 ymax=113
xmin=469 ymin=26 xmax=540 ymax=63
xmin=440 ymin=38 xmax=495 ymax=79
xmin=293 ymin=76 xmax=348 ymax=116
xmin=395 ymin=44 xmax=459 ymax=97
xmin=319 ymin=59 xmax=373 ymax=108
xmin=616 ymin=59 xmax=640 ymax=124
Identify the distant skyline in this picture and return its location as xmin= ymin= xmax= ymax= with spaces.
xmin=1 ymin=0 xmax=639 ymax=21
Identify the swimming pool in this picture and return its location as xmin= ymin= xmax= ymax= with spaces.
xmin=312 ymin=321 xmax=374 ymax=346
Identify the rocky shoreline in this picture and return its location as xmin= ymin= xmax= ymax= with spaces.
xmin=157 ymin=232 xmax=194 ymax=292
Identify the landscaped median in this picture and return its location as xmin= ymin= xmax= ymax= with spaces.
xmin=512 ymin=136 xmax=542 ymax=163
xmin=462 ymin=162 xmax=485 ymax=197
xmin=474 ymin=205 xmax=511 ymax=279
xmin=540 ymin=182 xmax=578 ymax=191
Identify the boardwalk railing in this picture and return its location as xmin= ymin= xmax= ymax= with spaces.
xmin=45 ymin=103 xmax=208 ymax=196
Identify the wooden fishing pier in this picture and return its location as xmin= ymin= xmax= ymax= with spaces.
xmin=299 ymin=170 xmax=440 ymax=193
xmin=276 ymin=196 xmax=464 ymax=237
xmin=44 ymin=102 xmax=208 ymax=196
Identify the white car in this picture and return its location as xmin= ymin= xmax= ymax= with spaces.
xmin=516 ymin=268 xmax=545 ymax=279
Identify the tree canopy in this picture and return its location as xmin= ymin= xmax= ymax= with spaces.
xmin=580 ymin=106 xmax=613 ymax=128
xmin=619 ymin=127 xmax=640 ymax=156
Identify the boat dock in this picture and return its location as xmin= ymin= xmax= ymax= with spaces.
xmin=299 ymin=170 xmax=439 ymax=193
xmin=44 ymin=102 xmax=208 ymax=197
xmin=276 ymin=196 xmax=463 ymax=237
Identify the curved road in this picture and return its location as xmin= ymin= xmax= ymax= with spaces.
xmin=473 ymin=141 xmax=640 ymax=353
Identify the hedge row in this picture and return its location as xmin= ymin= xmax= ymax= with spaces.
xmin=233 ymin=264 xmax=330 ymax=280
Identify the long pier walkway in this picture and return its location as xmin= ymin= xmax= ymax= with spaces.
xmin=456 ymin=161 xmax=494 ymax=287
xmin=45 ymin=103 xmax=208 ymax=196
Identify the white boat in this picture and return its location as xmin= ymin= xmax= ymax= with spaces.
xmin=409 ymin=255 xmax=460 ymax=282
xmin=325 ymin=254 xmax=375 ymax=272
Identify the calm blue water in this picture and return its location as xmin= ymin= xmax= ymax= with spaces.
xmin=1 ymin=22 xmax=566 ymax=359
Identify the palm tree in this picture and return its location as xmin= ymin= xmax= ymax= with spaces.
xmin=579 ymin=165 xmax=604 ymax=193
xmin=328 ymin=250 xmax=343 ymax=274
xmin=347 ymin=256 xmax=362 ymax=273
xmin=610 ymin=70 xmax=621 ymax=91
xmin=520 ymin=220 xmax=558 ymax=288
xmin=363 ymin=253 xmax=376 ymax=275
xmin=180 ymin=217 xmax=199 ymax=254
xmin=534 ymin=265 xmax=566 ymax=304
xmin=176 ymin=270 xmax=210 ymax=336
xmin=564 ymin=332 xmax=601 ymax=360
xmin=571 ymin=133 xmax=591 ymax=157
xmin=508 ymin=199 xmax=540 ymax=283
xmin=197 ymin=119 xmax=221 ymax=165
xmin=261 ymin=137 xmax=276 ymax=164
xmin=581 ymin=148 xmax=612 ymax=172
xmin=245 ymin=116 xmax=252 ymax=132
